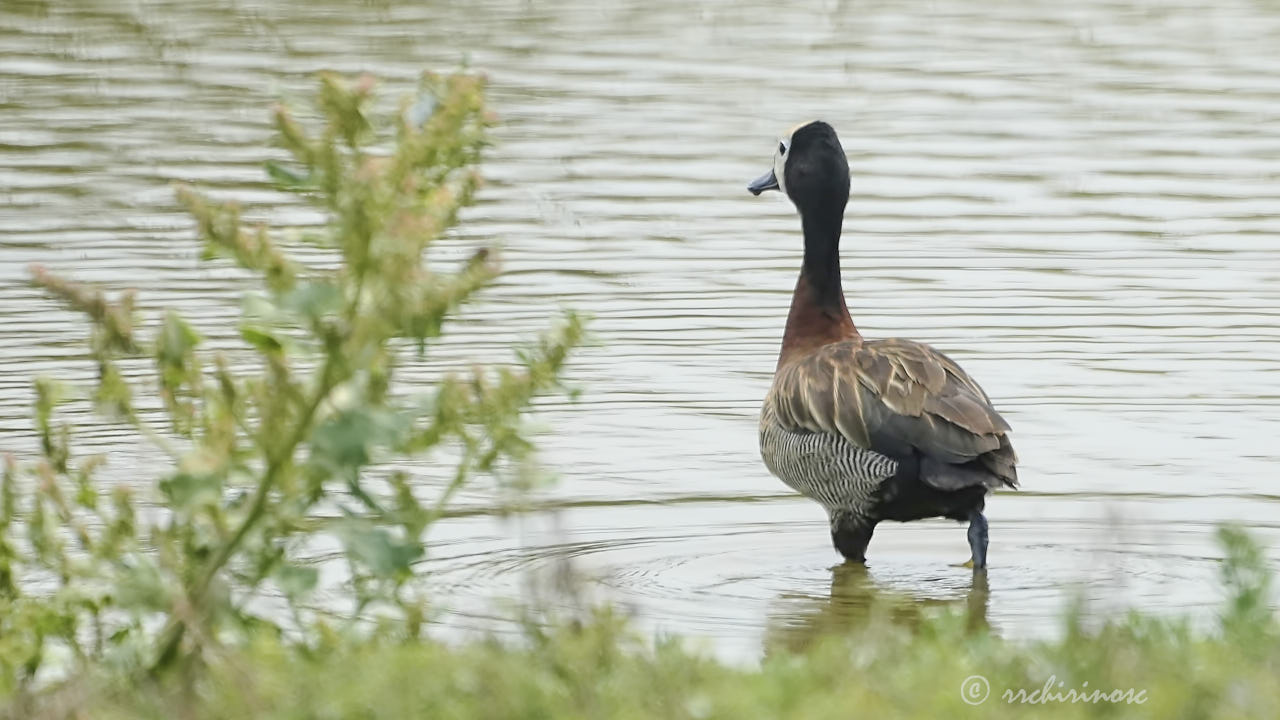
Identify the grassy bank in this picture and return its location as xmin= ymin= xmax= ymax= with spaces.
xmin=23 ymin=583 xmax=1275 ymax=715
xmin=22 ymin=527 xmax=1278 ymax=720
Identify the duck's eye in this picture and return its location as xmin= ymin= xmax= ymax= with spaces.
xmin=778 ymin=142 xmax=786 ymax=155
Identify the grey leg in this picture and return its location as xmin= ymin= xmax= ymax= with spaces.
xmin=830 ymin=510 xmax=876 ymax=563
xmin=967 ymin=509 xmax=989 ymax=570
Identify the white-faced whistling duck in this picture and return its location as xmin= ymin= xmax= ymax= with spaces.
xmin=748 ymin=120 xmax=1018 ymax=570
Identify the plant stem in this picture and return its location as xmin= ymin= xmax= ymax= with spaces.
xmin=150 ymin=356 xmax=339 ymax=673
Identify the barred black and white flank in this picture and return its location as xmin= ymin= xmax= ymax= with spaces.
xmin=747 ymin=121 xmax=1018 ymax=569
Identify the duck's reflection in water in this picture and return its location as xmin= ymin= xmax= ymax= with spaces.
xmin=764 ymin=564 xmax=991 ymax=655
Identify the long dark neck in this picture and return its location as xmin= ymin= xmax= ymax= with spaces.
xmin=778 ymin=202 xmax=858 ymax=368
xmin=800 ymin=207 xmax=847 ymax=308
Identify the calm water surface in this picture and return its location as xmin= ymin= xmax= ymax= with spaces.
xmin=3 ymin=0 xmax=1280 ymax=658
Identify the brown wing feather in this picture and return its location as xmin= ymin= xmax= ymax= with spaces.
xmin=766 ymin=338 xmax=1018 ymax=489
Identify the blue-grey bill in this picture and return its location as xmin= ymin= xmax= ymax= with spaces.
xmin=748 ymin=169 xmax=779 ymax=195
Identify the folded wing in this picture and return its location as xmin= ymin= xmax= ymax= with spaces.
xmin=767 ymin=338 xmax=1018 ymax=490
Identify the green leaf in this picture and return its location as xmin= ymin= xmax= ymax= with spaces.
xmin=157 ymin=311 xmax=201 ymax=363
xmin=159 ymin=472 xmax=222 ymax=512
xmin=281 ymin=281 xmax=343 ymax=320
xmin=338 ymin=524 xmax=421 ymax=579
xmin=239 ymin=325 xmax=283 ymax=353
xmin=93 ymin=363 xmax=134 ymax=419
xmin=264 ymin=160 xmax=315 ymax=189
xmin=34 ymin=376 xmax=70 ymax=420
xmin=309 ymin=407 xmax=408 ymax=471
xmin=274 ymin=563 xmax=319 ymax=600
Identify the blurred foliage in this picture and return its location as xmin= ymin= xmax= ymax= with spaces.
xmin=18 ymin=530 xmax=1280 ymax=720
xmin=1 ymin=71 xmax=582 ymax=708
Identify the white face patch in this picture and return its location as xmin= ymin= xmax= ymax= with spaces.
xmin=774 ymin=121 xmax=818 ymax=196
xmin=774 ymin=135 xmax=790 ymax=194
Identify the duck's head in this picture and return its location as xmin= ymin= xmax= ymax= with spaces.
xmin=747 ymin=120 xmax=850 ymax=214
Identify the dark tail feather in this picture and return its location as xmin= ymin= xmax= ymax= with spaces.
xmin=920 ymin=455 xmax=1010 ymax=492
xmin=978 ymin=435 xmax=1018 ymax=489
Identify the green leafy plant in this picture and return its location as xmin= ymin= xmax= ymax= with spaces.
xmin=0 ymin=71 xmax=582 ymax=699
